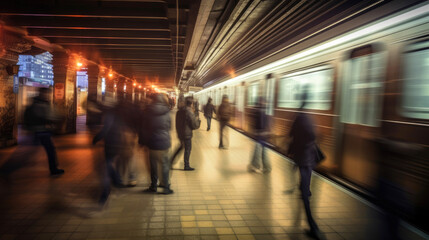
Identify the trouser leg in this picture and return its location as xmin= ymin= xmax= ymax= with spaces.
xmin=171 ymin=142 xmax=184 ymax=165
xmin=159 ymin=150 xmax=170 ymax=187
xmin=105 ymin=149 xmax=122 ymax=185
xmin=219 ymin=123 xmax=223 ymax=147
xmin=184 ymin=139 xmax=192 ymax=168
xmin=251 ymin=142 xmax=261 ymax=169
xmin=37 ymin=133 xmax=58 ymax=173
xmin=207 ymin=117 xmax=211 ymax=130
xmin=261 ymin=141 xmax=271 ymax=171
xmin=149 ymin=150 xmax=159 ymax=188
xmin=299 ymin=166 xmax=319 ymax=232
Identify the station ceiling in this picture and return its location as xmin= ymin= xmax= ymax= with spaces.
xmin=1 ymin=0 xmax=425 ymax=89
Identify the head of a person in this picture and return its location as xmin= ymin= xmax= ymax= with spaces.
xmin=153 ymin=93 xmax=169 ymax=105
xmin=256 ymin=96 xmax=266 ymax=107
xmin=208 ymin=97 xmax=212 ymax=104
xmin=222 ymin=95 xmax=229 ymax=103
xmin=38 ymin=87 xmax=51 ymax=101
xmin=185 ymin=96 xmax=194 ymax=107
xmin=300 ymin=85 xmax=310 ymax=109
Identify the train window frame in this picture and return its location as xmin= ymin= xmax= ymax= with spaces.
xmin=277 ymin=65 xmax=334 ymax=110
xmin=401 ymin=40 xmax=429 ymax=120
xmin=340 ymin=44 xmax=386 ymax=127
xmin=247 ymin=81 xmax=260 ymax=107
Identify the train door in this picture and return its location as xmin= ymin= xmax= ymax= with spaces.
xmin=265 ymin=74 xmax=275 ymax=116
xmin=339 ymin=45 xmax=385 ymax=187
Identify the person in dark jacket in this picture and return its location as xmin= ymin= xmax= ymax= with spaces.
xmin=24 ymin=87 xmax=64 ymax=176
xmin=171 ymin=96 xmax=201 ymax=171
xmin=218 ymin=95 xmax=232 ymax=149
xmin=143 ymin=93 xmax=173 ymax=194
xmin=248 ymin=97 xmax=271 ymax=173
xmin=203 ymin=98 xmax=216 ymax=131
xmin=287 ymin=90 xmax=325 ymax=240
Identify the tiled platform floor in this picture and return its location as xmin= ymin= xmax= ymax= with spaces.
xmin=0 ymin=114 xmax=427 ymax=240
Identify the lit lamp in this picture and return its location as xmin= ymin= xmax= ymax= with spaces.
xmin=77 ymin=62 xmax=83 ymax=67
xmin=109 ymin=73 xmax=113 ymax=78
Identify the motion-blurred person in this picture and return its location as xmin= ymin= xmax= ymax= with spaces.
xmin=24 ymin=87 xmax=64 ymax=176
xmin=193 ymin=99 xmax=199 ymax=117
xmin=287 ymin=90 xmax=325 ymax=240
xmin=203 ymin=98 xmax=216 ymax=131
xmin=93 ymin=100 xmax=128 ymax=205
xmin=218 ymin=95 xmax=232 ymax=149
xmin=171 ymin=96 xmax=201 ymax=171
xmin=143 ymin=93 xmax=173 ymax=194
xmin=248 ymin=97 xmax=271 ymax=173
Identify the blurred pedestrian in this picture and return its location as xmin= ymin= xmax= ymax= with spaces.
xmin=203 ymin=98 xmax=216 ymax=131
xmin=93 ymin=99 xmax=131 ymax=205
xmin=218 ymin=95 xmax=232 ymax=149
xmin=194 ymin=99 xmax=199 ymax=117
xmin=24 ymin=87 xmax=64 ymax=176
xmin=171 ymin=96 xmax=201 ymax=171
xmin=143 ymin=93 xmax=173 ymax=194
xmin=248 ymin=97 xmax=271 ymax=173
xmin=287 ymin=90 xmax=325 ymax=240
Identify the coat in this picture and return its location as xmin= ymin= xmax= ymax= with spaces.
xmin=145 ymin=96 xmax=171 ymax=150
xmin=204 ymin=103 xmax=216 ymax=118
xmin=176 ymin=106 xmax=200 ymax=140
xmin=288 ymin=112 xmax=317 ymax=167
xmin=218 ymin=102 xmax=232 ymax=122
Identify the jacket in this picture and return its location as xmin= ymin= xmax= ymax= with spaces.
xmin=24 ymin=97 xmax=58 ymax=132
xmin=146 ymin=95 xmax=171 ymax=150
xmin=288 ymin=112 xmax=317 ymax=167
xmin=176 ymin=106 xmax=200 ymax=140
xmin=218 ymin=102 xmax=232 ymax=122
xmin=204 ymin=103 xmax=216 ymax=118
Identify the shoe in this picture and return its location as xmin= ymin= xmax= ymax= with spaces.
xmin=247 ymin=165 xmax=261 ymax=173
xmin=305 ymin=229 xmax=326 ymax=240
xmin=127 ymin=181 xmax=137 ymax=187
xmin=114 ymin=183 xmax=127 ymax=188
xmin=142 ymin=187 xmax=157 ymax=193
xmin=159 ymin=188 xmax=174 ymax=195
xmin=184 ymin=166 xmax=195 ymax=171
xmin=262 ymin=168 xmax=271 ymax=174
xmin=283 ymin=189 xmax=295 ymax=194
xmin=50 ymin=169 xmax=65 ymax=176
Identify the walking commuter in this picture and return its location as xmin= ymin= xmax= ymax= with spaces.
xmin=93 ymin=100 xmax=128 ymax=205
xmin=218 ymin=95 xmax=232 ymax=149
xmin=171 ymin=96 xmax=201 ymax=171
xmin=248 ymin=97 xmax=271 ymax=173
xmin=24 ymin=87 xmax=64 ymax=176
xmin=143 ymin=93 xmax=173 ymax=194
xmin=194 ymin=99 xmax=199 ymax=117
xmin=203 ymin=98 xmax=216 ymax=131
xmin=287 ymin=90 xmax=325 ymax=240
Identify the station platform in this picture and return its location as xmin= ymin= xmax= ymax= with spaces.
xmin=0 ymin=114 xmax=427 ymax=240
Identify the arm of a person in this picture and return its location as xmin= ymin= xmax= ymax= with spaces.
xmin=93 ymin=114 xmax=113 ymax=144
xmin=187 ymin=111 xmax=200 ymax=130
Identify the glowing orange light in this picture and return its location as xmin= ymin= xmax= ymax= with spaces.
xmin=133 ymin=82 xmax=137 ymax=87
xmin=114 ymin=84 xmax=117 ymax=88
xmin=144 ymin=88 xmax=146 ymax=90
xmin=109 ymin=73 xmax=113 ymax=78
xmin=77 ymin=62 xmax=83 ymax=67
xmin=152 ymin=85 xmax=155 ymax=88
xmin=138 ymin=85 xmax=142 ymax=89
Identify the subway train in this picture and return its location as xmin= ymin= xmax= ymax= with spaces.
xmin=194 ymin=2 xmax=429 ymax=231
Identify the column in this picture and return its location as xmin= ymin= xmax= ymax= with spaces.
xmin=52 ymin=51 xmax=77 ymax=134
xmin=86 ymin=64 xmax=102 ymax=125
xmin=0 ymin=27 xmax=32 ymax=147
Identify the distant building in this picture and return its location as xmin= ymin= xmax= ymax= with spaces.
xmin=17 ymin=52 xmax=54 ymax=87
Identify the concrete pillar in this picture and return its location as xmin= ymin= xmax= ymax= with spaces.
xmin=0 ymin=27 xmax=32 ymax=147
xmin=52 ymin=51 xmax=77 ymax=134
xmin=116 ymin=77 xmax=126 ymax=100
xmin=86 ymin=64 xmax=102 ymax=125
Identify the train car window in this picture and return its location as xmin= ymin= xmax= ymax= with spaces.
xmin=265 ymin=76 xmax=275 ymax=115
xmin=247 ymin=82 xmax=259 ymax=106
xmin=278 ymin=66 xmax=333 ymax=110
xmin=402 ymin=41 xmax=429 ymax=119
xmin=341 ymin=46 xmax=385 ymax=126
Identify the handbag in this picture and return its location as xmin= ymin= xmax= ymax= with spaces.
xmin=315 ymin=144 xmax=325 ymax=164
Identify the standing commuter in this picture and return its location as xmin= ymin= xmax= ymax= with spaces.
xmin=143 ymin=93 xmax=173 ymax=194
xmin=171 ymin=96 xmax=201 ymax=171
xmin=24 ymin=87 xmax=64 ymax=176
xmin=203 ymin=98 xmax=216 ymax=131
xmin=287 ymin=90 xmax=325 ymax=240
xmin=218 ymin=95 xmax=232 ymax=149
xmin=248 ymin=97 xmax=271 ymax=173
xmin=194 ymin=99 xmax=199 ymax=117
